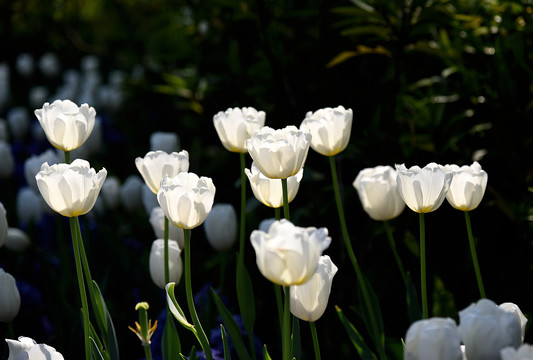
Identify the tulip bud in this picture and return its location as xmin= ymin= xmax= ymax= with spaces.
xmin=6 ymin=336 xmax=64 ymax=359
xmin=501 ymin=344 xmax=533 ymax=360
xmin=150 ymin=131 xmax=180 ymax=154
xmin=499 ymin=302 xmax=528 ymax=342
xmin=5 ymin=227 xmax=31 ymax=252
xmin=0 ymin=268 xmax=21 ymax=323
xmin=149 ymin=239 xmax=183 ymax=289
xmin=0 ymin=140 xmax=14 ymax=178
xmin=0 ymin=202 xmax=7 ymax=248
xmin=203 ymin=203 xmax=237 ymax=251
xmin=404 ymin=317 xmax=462 ymax=360
xmin=444 ymin=162 xmax=488 ymax=211
xmin=120 ymin=175 xmax=144 ymax=212
xmin=16 ymin=187 xmax=43 ymax=225
xmin=149 ymin=207 xmax=184 ymax=249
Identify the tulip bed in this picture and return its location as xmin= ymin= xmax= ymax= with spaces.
xmin=0 ymin=1 xmax=532 ymax=359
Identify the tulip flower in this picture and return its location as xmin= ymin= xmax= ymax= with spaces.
xmin=353 ymin=165 xmax=405 ymax=221
xmin=501 ymin=344 xmax=533 ymax=360
xmin=458 ymin=299 xmax=522 ymax=360
xmin=150 ymin=131 xmax=180 ymax=153
xmin=203 ymin=203 xmax=237 ymax=251
xmin=6 ymin=336 xmax=64 ymax=360
xmin=404 ymin=317 xmax=463 ymax=360
xmin=245 ymin=162 xmax=303 ymax=208
xmin=16 ymin=187 xmax=44 ymax=225
xmin=0 ymin=202 xmax=7 ymax=248
xmin=34 ymin=99 xmax=96 ymax=152
xmin=300 ymin=105 xmax=352 ymax=156
xmin=157 ymin=172 xmax=216 ymax=229
xmin=250 ymin=219 xmax=331 ymax=286
xmin=214 ymin=107 xmax=266 ymax=153
xmin=141 ymin=184 xmax=160 ymax=214
xmin=396 ymin=163 xmax=453 ymax=213
xmin=246 ymin=125 xmax=311 ymax=180
xmin=7 ymin=107 xmax=30 ymax=140
xmin=35 ymin=159 xmax=107 ymax=217
xmin=149 ymin=239 xmax=183 ymax=289
xmin=0 ymin=140 xmax=14 ymax=178
xmin=5 ymin=227 xmax=31 ymax=253
xmin=149 ymin=206 xmax=184 ymax=249
xmin=120 ymin=175 xmax=144 ymax=212
xmin=445 ymin=161 xmax=488 ymax=211
xmin=135 ymin=150 xmax=189 ymax=194
xmin=23 ymin=149 xmax=59 ymax=192
xmin=500 ymin=302 xmax=528 ymax=342
xmin=0 ymin=268 xmax=20 ymax=323
xmin=101 ymin=176 xmax=121 ymax=210
xmin=290 ymin=255 xmax=338 ymax=322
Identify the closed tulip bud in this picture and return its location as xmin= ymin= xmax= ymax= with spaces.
xmin=246 ymin=125 xmax=311 ymax=179
xmin=290 ymin=255 xmax=338 ymax=322
xmin=24 ymin=149 xmax=60 ymax=192
xmin=142 ymin=184 xmax=159 ymax=214
xmin=150 ymin=131 xmax=180 ymax=153
xmin=250 ymin=219 xmax=331 ymax=286
xmin=16 ymin=53 xmax=34 ymax=77
xmin=6 ymin=336 xmax=64 ymax=359
xmin=444 ymin=162 xmax=488 ymax=211
xmin=7 ymin=107 xmax=30 ymax=140
xmin=404 ymin=317 xmax=463 ymax=360
xmin=501 ymin=344 xmax=533 ymax=360
xmin=300 ymin=105 xmax=352 ymax=156
xmin=35 ymin=159 xmax=107 ymax=217
xmin=5 ymin=227 xmax=31 ymax=253
xmin=0 ymin=140 xmax=14 ymax=178
xmin=353 ymin=165 xmax=405 ymax=221
xmin=204 ymin=203 xmax=237 ymax=251
xmin=213 ymin=107 xmax=266 ymax=153
xmin=39 ymin=52 xmax=60 ymax=77
xmin=16 ymin=187 xmax=43 ymax=225
xmin=149 ymin=207 xmax=184 ymax=249
xmin=135 ymin=150 xmax=189 ymax=194
xmin=458 ymin=299 xmax=522 ymax=360
xmin=500 ymin=302 xmax=528 ymax=342
xmin=0 ymin=268 xmax=21 ymax=323
xmin=157 ymin=172 xmax=216 ymax=229
xmin=396 ymin=163 xmax=453 ymax=213
xmin=245 ymin=162 xmax=303 ymax=208
xmin=34 ymin=99 xmax=96 ymax=151
xmin=149 ymin=239 xmax=183 ymax=289
xmin=0 ymin=202 xmax=7 ymax=248
xmin=120 ymin=175 xmax=144 ymax=212
xmin=101 ymin=176 xmax=121 ymax=210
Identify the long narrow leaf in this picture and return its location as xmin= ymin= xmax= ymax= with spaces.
xmin=162 ymin=312 xmax=181 ymax=360
xmin=89 ymin=322 xmax=109 ymax=360
xmin=356 ymin=274 xmax=385 ymax=354
xmin=336 ymin=305 xmax=377 ymax=360
xmin=220 ymin=324 xmax=233 ymax=360
xmin=165 ymin=283 xmax=196 ymax=332
xmin=263 ymin=345 xmax=272 ymax=360
xmin=90 ymin=337 xmax=106 ymax=360
xmin=236 ymin=257 xmax=256 ymax=332
xmin=290 ymin=317 xmax=301 ymax=360
xmin=92 ymin=281 xmax=119 ymax=360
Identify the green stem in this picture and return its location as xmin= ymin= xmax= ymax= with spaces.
xmin=309 ymin=322 xmax=321 ymax=360
xmin=274 ymin=207 xmax=281 ymax=221
xmin=419 ymin=213 xmax=428 ymax=319
xmin=281 ymin=178 xmax=290 ymax=221
xmin=164 ymin=217 xmax=170 ymax=285
xmin=274 ymin=284 xmax=283 ymax=332
xmin=69 ymin=217 xmax=91 ymax=360
xmin=465 ymin=211 xmax=486 ymax=298
xmin=143 ymin=344 xmax=153 ymax=360
xmin=328 ymin=156 xmax=385 ymax=360
xmin=184 ymin=229 xmax=213 ymax=360
xmin=64 ymin=150 xmax=71 ymax=164
xmin=383 ymin=221 xmax=407 ymax=285
xmin=282 ymin=286 xmax=291 ymax=360
xmin=239 ymin=153 xmax=247 ymax=264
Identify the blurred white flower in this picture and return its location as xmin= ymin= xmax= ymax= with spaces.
xmin=29 ymin=86 xmax=49 ymax=110
xmin=501 ymin=344 xmax=533 ymax=360
xmin=101 ymin=176 xmax=121 ymax=210
xmin=0 ymin=268 xmax=20 ymax=323
xmin=150 ymin=131 xmax=180 ymax=154
xmin=7 ymin=107 xmax=30 ymax=140
xmin=500 ymin=302 xmax=528 ymax=342
xmin=38 ymin=52 xmax=60 ymax=77
xmin=149 ymin=239 xmax=183 ymax=289
xmin=149 ymin=207 xmax=184 ymax=249
xmin=120 ymin=175 xmax=144 ymax=212
xmin=5 ymin=227 xmax=31 ymax=253
xmin=16 ymin=53 xmax=34 ymax=77
xmin=203 ymin=203 xmax=237 ymax=251
xmin=24 ymin=149 xmax=60 ymax=191
xmin=404 ymin=317 xmax=462 ymax=360
xmin=6 ymin=336 xmax=64 ymax=359
xmin=16 ymin=187 xmax=43 ymax=225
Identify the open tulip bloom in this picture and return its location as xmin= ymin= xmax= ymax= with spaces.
xmin=135 ymin=150 xmax=190 ymax=194
xmin=213 ymin=107 xmax=266 ymax=153
xmin=404 ymin=317 xmax=463 ymax=360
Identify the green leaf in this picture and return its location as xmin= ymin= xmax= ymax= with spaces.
xmin=92 ymin=281 xmax=119 ymax=360
xmin=290 ymin=317 xmax=301 ymax=360
xmin=165 ymin=283 xmax=196 ymax=332
xmin=357 ymin=274 xmax=385 ymax=354
xmin=210 ymin=287 xmax=251 ymax=360
xmin=263 ymin=345 xmax=272 ymax=360
xmin=162 ymin=312 xmax=181 ymax=360
xmin=236 ymin=257 xmax=256 ymax=333
xmin=220 ymin=324 xmax=233 ymax=360
xmin=335 ymin=306 xmax=377 ymax=360
xmin=405 ymin=272 xmax=422 ymax=323
xmin=90 ymin=337 xmax=106 ymax=360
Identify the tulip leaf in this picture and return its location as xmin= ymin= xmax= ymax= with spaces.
xmin=356 ymin=274 xmax=385 ymax=353
xmin=263 ymin=345 xmax=272 ymax=360
xmin=162 ymin=312 xmax=181 ymax=360
xmin=220 ymin=324 xmax=233 ymax=360
xmin=236 ymin=257 xmax=256 ymax=332
xmin=210 ymin=287 xmax=251 ymax=360
xmin=290 ymin=317 xmax=301 ymax=360
xmin=405 ymin=272 xmax=422 ymax=323
xmin=89 ymin=324 xmax=110 ymax=360
xmin=90 ymin=337 xmax=106 ymax=360
xmin=335 ymin=305 xmax=377 ymax=360
xmin=165 ymin=282 xmax=196 ymax=332
xmin=92 ymin=281 xmax=119 ymax=360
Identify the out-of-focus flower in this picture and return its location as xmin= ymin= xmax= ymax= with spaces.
xmin=120 ymin=175 xmax=144 ymax=212
xmin=157 ymin=172 xmax=215 ymax=229
xmin=29 ymin=86 xmax=49 ymax=110
xmin=246 ymin=125 xmax=311 ymax=179
xmin=16 ymin=53 xmax=34 ymax=77
xmin=150 ymin=131 xmax=180 ymax=154
xmin=0 ymin=202 xmax=7 ymax=248
xmin=300 ymin=105 xmax=352 ymax=156
xmin=149 ymin=239 xmax=183 ymax=289
xmin=7 ymin=107 xmax=30 ymax=140
xmin=0 ymin=140 xmax=14 ymax=178
xmin=39 ymin=52 xmax=60 ymax=77
xmin=213 ymin=107 xmax=266 ymax=153
xmin=250 ymin=219 xmax=331 ymax=286
xmin=5 ymin=228 xmax=31 ymax=253
xmin=444 ymin=162 xmax=488 ymax=211
xmin=149 ymin=206 xmax=184 ymax=249
xmin=396 ymin=163 xmax=453 ymax=213
xmin=6 ymin=336 xmax=64 ymax=360
xmin=404 ymin=317 xmax=462 ymax=360
xmin=100 ymin=176 xmax=121 ymax=210
xmin=35 ymin=159 xmax=107 ymax=217
xmin=353 ymin=165 xmax=405 ymax=221
xmin=142 ymin=184 xmax=160 ymax=214
xmin=259 ymin=218 xmax=275 ymax=233
xmin=24 ymin=149 xmax=60 ymax=191
xmin=0 ymin=119 xmax=8 ymax=141
xmin=71 ymin=117 xmax=103 ymax=159
xmin=34 ymin=99 xmax=96 ymax=151
xmin=245 ymin=162 xmax=304 ymax=208
xmin=501 ymin=344 xmax=533 ymax=360
xmin=290 ymin=255 xmax=338 ymax=322
xmin=135 ymin=150 xmax=189 ymax=194
xmin=458 ymin=299 xmax=521 ymax=360
xmin=203 ymin=203 xmax=237 ymax=251
xmin=500 ymin=302 xmax=528 ymax=342
xmin=0 ymin=268 xmax=21 ymax=323
xmin=16 ymin=187 xmax=43 ymax=225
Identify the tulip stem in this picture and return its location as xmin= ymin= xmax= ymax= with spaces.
xmin=274 ymin=284 xmax=283 ymax=332
xmin=69 ymin=216 xmax=91 ymax=360
xmin=309 ymin=322 xmax=321 ymax=360
xmin=328 ymin=156 xmax=386 ymax=360
xmin=282 ymin=286 xmax=292 ymax=360
xmin=275 ymin=207 xmax=281 ymax=221
xmin=64 ymin=150 xmax=71 ymax=164
xmin=419 ymin=213 xmax=428 ymax=319
xmin=239 ymin=152 xmax=247 ymax=264
xmin=184 ymin=229 xmax=213 ymax=360
xmin=164 ymin=216 xmax=170 ymax=285
xmin=465 ymin=211 xmax=486 ymax=298
xmin=384 ymin=221 xmax=407 ymax=285
xmin=281 ymin=178 xmax=290 ymax=221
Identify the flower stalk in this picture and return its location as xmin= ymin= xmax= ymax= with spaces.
xmin=309 ymin=322 xmax=321 ymax=360
xmin=465 ymin=211 xmax=486 ymax=298
xmin=281 ymin=178 xmax=290 ymax=221
xmin=419 ymin=213 xmax=428 ymax=319
xmin=282 ymin=286 xmax=291 ymax=360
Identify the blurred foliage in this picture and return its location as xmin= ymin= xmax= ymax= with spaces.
xmin=0 ymin=0 xmax=533 ymax=359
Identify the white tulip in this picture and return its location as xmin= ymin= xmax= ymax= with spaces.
xmin=445 ymin=161 xmax=488 ymax=211
xmin=203 ymin=203 xmax=237 ymax=251
xmin=214 ymin=107 xmax=266 ymax=153
xmin=135 ymin=150 xmax=189 ymax=194
xmin=404 ymin=317 xmax=463 ymax=360
xmin=149 ymin=239 xmax=183 ymax=289
xmin=0 ymin=269 xmax=20 ymax=323
xmin=6 ymin=336 xmax=64 ymax=360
